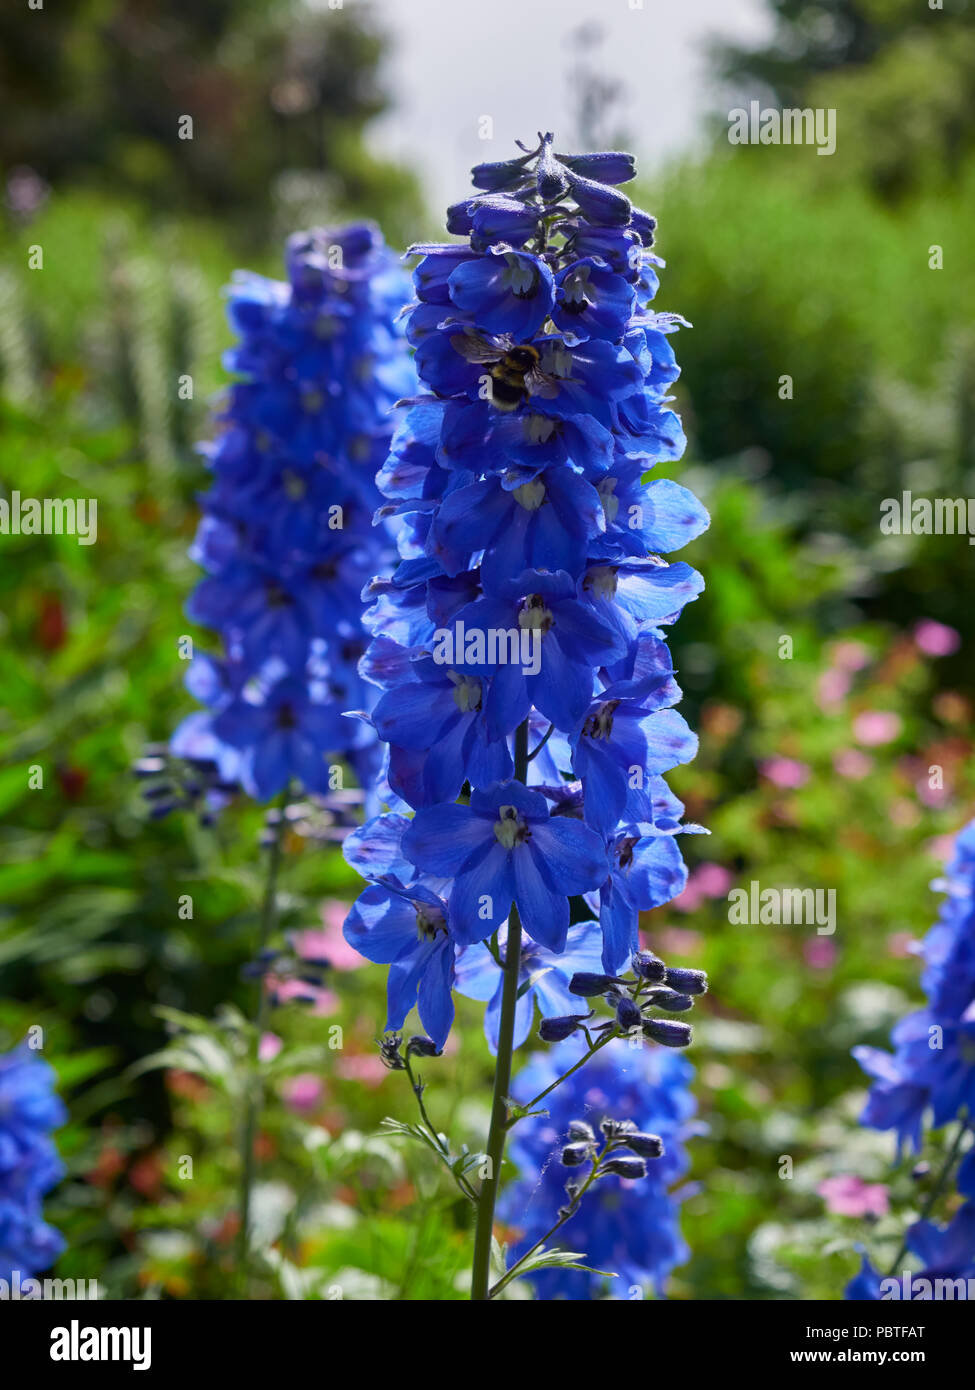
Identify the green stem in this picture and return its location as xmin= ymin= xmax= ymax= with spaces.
xmin=470 ymin=721 xmax=529 ymax=1300
xmin=507 ymin=1027 xmax=618 ymax=1128
xmin=235 ymin=795 xmax=288 ymax=1296
xmin=489 ymin=1156 xmax=602 ymax=1299
xmin=403 ymin=1052 xmax=478 ymax=1204
xmin=884 ymin=1117 xmax=969 ymax=1278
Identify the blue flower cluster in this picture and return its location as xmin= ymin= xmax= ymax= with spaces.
xmin=854 ymin=821 xmax=975 ymax=1149
xmin=0 ymin=1046 xmax=66 ymax=1280
xmin=344 ymin=136 xmax=708 ymax=1048
xmin=171 ymin=223 xmax=415 ymax=804
xmin=500 ymin=1035 xmax=697 ymax=1298
xmin=846 ymin=818 xmax=975 ymax=1298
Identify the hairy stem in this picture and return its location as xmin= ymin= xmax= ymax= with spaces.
xmin=507 ymin=1027 xmax=619 ymax=1128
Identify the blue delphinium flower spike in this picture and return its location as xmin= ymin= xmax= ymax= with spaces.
xmin=345 ymin=138 xmax=709 ymax=1042
xmin=169 ymin=223 xmax=415 ymax=808
xmin=853 ymin=820 xmax=975 ymax=1153
xmin=0 ymin=1046 xmax=66 ymax=1281
xmin=845 ymin=817 xmax=975 ymax=1298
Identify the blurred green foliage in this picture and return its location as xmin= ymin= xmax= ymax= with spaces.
xmin=714 ymin=0 xmax=975 ymax=200
xmin=0 ymin=0 xmax=423 ymax=246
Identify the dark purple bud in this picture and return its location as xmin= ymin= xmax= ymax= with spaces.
xmin=631 ymin=950 xmax=666 ymax=984
xmin=601 ymin=1118 xmax=635 ymax=1138
xmin=630 ymin=207 xmax=657 ymax=245
xmin=470 ymin=197 xmax=539 ymax=250
xmin=643 ymin=1018 xmax=693 ymax=1048
xmin=620 ymin=1131 xmax=665 ymax=1159
xmin=536 ymin=136 xmax=569 ymax=201
xmin=602 ymin=1155 xmax=648 ymax=1180
xmin=557 ymin=151 xmax=636 ymax=186
xmin=650 ymin=989 xmax=694 ymax=1013
xmin=406 ymin=1034 xmax=441 ymax=1058
xmin=539 ymin=1012 xmax=590 ymax=1043
xmin=569 ymin=971 xmax=619 ymax=996
xmin=565 ymin=171 xmax=631 ymax=227
xmin=567 ymin=1119 xmax=596 ymax=1143
xmin=561 ymin=1142 xmax=590 ymax=1167
xmin=470 ymin=155 xmax=531 ymax=192
xmin=665 ymin=967 xmax=709 ymax=996
xmin=616 ymin=997 xmax=643 ymax=1030
xmin=445 ymin=199 xmax=475 ymax=235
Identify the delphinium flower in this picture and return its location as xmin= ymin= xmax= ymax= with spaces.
xmin=0 ymin=1045 xmax=66 ymax=1281
xmin=342 ymin=135 xmax=709 ymax=1299
xmin=845 ymin=818 xmax=975 ymax=1298
xmin=164 ymin=221 xmax=415 ymax=811
xmin=148 ymin=223 xmax=414 ymax=1295
xmin=498 ymin=1034 xmax=697 ymax=1299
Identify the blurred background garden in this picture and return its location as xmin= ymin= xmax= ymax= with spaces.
xmin=1 ymin=0 xmax=974 ymax=1299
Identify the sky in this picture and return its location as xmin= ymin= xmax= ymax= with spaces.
xmin=357 ymin=0 xmax=772 ymax=209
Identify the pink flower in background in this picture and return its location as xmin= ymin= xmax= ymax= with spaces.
xmin=886 ymin=932 xmax=919 ymax=959
xmin=758 ymin=757 xmax=810 ymax=789
xmin=917 ymin=775 xmax=950 ymax=809
xmin=832 ymin=641 xmax=870 ymax=672
xmin=336 ymin=1053 xmax=389 ymax=1086
xmin=818 ymin=1175 xmax=889 ymax=1219
xmin=833 ymin=748 xmax=873 ymax=780
xmin=913 ymin=619 xmax=960 ymax=658
xmin=259 ymin=1033 xmax=283 ymax=1062
xmin=803 ymin=938 xmax=836 ymax=970
xmin=672 ymin=863 xmax=733 ymax=912
xmin=926 ymin=833 xmax=958 ymax=863
xmin=267 ymin=976 xmax=338 ymax=1016
xmin=852 ymin=710 xmax=902 ymax=746
xmin=817 ymin=668 xmax=850 ymax=710
xmin=281 ymin=1074 xmax=323 ymax=1114
xmin=656 ymin=926 xmax=704 ymax=957
xmin=291 ymin=900 xmax=364 ymax=972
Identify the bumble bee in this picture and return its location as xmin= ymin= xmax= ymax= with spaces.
xmin=448 ymin=328 xmax=560 ymax=411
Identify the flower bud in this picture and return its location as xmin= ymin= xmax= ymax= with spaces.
xmin=631 ymin=950 xmax=666 ymax=983
xmin=567 ymin=1119 xmax=596 ymax=1143
xmin=601 ymin=1118 xmax=635 ymax=1138
xmin=665 ymin=967 xmax=708 ymax=996
xmin=643 ymin=1018 xmax=693 ymax=1048
xmin=620 ymin=1131 xmax=664 ymax=1159
xmin=649 ymin=988 xmax=694 ymax=1013
xmin=601 ymin=1154 xmax=648 ymax=1180
xmin=539 ymin=1012 xmax=590 ymax=1043
xmin=561 ymin=1142 xmax=591 ymax=1167
xmin=616 ymin=997 xmax=643 ymax=1031
xmin=406 ymin=1035 xmax=441 ymax=1058
xmin=569 ymin=971 xmax=619 ymax=996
